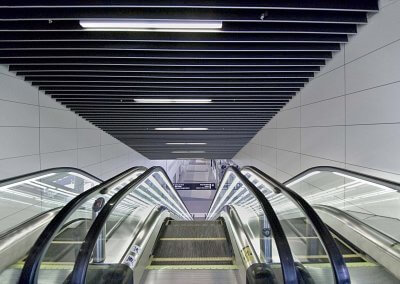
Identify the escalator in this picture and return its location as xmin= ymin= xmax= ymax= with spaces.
xmin=0 ymin=166 xmax=145 ymax=283
xmin=243 ymin=166 xmax=400 ymax=283
xmin=0 ymin=164 xmax=398 ymax=284
xmin=0 ymin=168 xmax=101 ymax=283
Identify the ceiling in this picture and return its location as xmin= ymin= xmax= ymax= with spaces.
xmin=0 ymin=1 xmax=378 ymax=159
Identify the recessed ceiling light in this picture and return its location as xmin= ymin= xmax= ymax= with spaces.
xmin=155 ymin=128 xmax=208 ymax=131
xmin=172 ymin=151 xmax=206 ymax=154
xmin=80 ymin=20 xmax=222 ymax=30
xmin=135 ymin=99 xmax=212 ymax=104
xmin=166 ymin=142 xmax=207 ymax=145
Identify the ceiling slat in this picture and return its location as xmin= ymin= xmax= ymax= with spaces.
xmin=0 ymin=8 xmax=367 ymax=23
xmin=0 ymin=22 xmax=357 ymax=34
xmin=0 ymin=31 xmax=348 ymax=42
xmin=11 ymin=65 xmax=320 ymax=72
xmin=0 ymin=41 xmax=342 ymax=51
xmin=0 ymin=1 xmax=379 ymax=12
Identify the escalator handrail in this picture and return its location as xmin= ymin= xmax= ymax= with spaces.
xmin=210 ymin=166 xmax=299 ymax=284
xmin=69 ymin=166 xmax=191 ymax=284
xmin=243 ymin=166 xmax=351 ymax=284
xmin=0 ymin=166 xmax=102 ymax=186
xmin=284 ymin=166 xmax=400 ymax=192
xmin=19 ymin=166 xmax=146 ymax=284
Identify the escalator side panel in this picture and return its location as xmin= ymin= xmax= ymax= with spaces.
xmin=0 ymin=208 xmax=60 ymax=273
xmin=315 ymin=206 xmax=400 ymax=280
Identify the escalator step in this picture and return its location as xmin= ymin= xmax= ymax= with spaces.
xmin=162 ymin=221 xmax=226 ymax=238
xmin=146 ymin=265 xmax=239 ymax=270
xmin=151 ymin=256 xmax=234 ymax=265
xmin=153 ymin=240 xmax=232 ymax=259
xmin=149 ymin=220 xmax=235 ymax=269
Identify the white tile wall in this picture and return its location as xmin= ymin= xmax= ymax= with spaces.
xmin=40 ymin=128 xmax=78 ymax=153
xmin=0 ymin=127 xmax=39 ymax=159
xmin=346 ymin=39 xmax=400 ymax=93
xmin=301 ymin=97 xmax=345 ymax=127
xmin=276 ymin=107 xmax=300 ymax=128
xmin=277 ymin=150 xmax=301 ymax=176
xmin=346 ymin=124 xmax=400 ymax=174
xmin=0 ymin=66 xmax=153 ymax=180
xmin=0 ymin=155 xmax=41 ymax=179
xmin=77 ymin=128 xmax=101 ymax=148
xmin=346 ymin=82 xmax=400 ymax=124
xmin=277 ymin=128 xmax=300 ymax=152
xmin=301 ymin=67 xmax=345 ymax=105
xmin=41 ymin=149 xmax=78 ymax=169
xmin=234 ymin=2 xmax=400 ymax=183
xmin=301 ymin=126 xmax=345 ymax=162
xmin=78 ymin=147 xmax=102 ymax=168
xmin=0 ymin=100 xmax=39 ymax=127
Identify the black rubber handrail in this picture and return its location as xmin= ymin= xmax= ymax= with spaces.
xmin=284 ymin=166 xmax=400 ymax=192
xmin=242 ymin=166 xmax=351 ymax=284
xmin=69 ymin=166 xmax=191 ymax=284
xmin=209 ymin=166 xmax=298 ymax=284
xmin=19 ymin=166 xmax=146 ymax=284
xmin=0 ymin=166 xmax=102 ymax=186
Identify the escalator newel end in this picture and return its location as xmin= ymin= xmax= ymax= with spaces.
xmin=246 ymin=263 xmax=277 ymax=284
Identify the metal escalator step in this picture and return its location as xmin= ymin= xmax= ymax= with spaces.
xmin=168 ymin=221 xmax=222 ymax=226
xmin=152 ymin=257 xmax=234 ymax=262
xmin=303 ymin=262 xmax=378 ymax=269
xmin=295 ymin=253 xmax=365 ymax=263
xmin=162 ymin=221 xmax=226 ymax=238
xmin=153 ymin=240 xmax=232 ymax=259
xmin=159 ymin=237 xmax=226 ymax=241
xmin=146 ymin=265 xmax=239 ymax=270
xmin=151 ymin=261 xmax=234 ymax=266
xmin=150 ymin=256 xmax=235 ymax=266
xmin=11 ymin=261 xmax=75 ymax=270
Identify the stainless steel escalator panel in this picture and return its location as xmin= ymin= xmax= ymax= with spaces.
xmin=0 ymin=208 xmax=61 ymax=278
xmin=314 ymin=205 xmax=400 ymax=280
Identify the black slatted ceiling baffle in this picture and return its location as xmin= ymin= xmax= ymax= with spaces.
xmin=0 ymin=1 xmax=378 ymax=160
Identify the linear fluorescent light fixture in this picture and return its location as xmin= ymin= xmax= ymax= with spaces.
xmin=135 ymin=99 xmax=212 ymax=104
xmin=166 ymin=142 xmax=207 ymax=145
xmin=80 ymin=20 xmax=222 ymax=30
xmin=155 ymin=128 xmax=208 ymax=131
